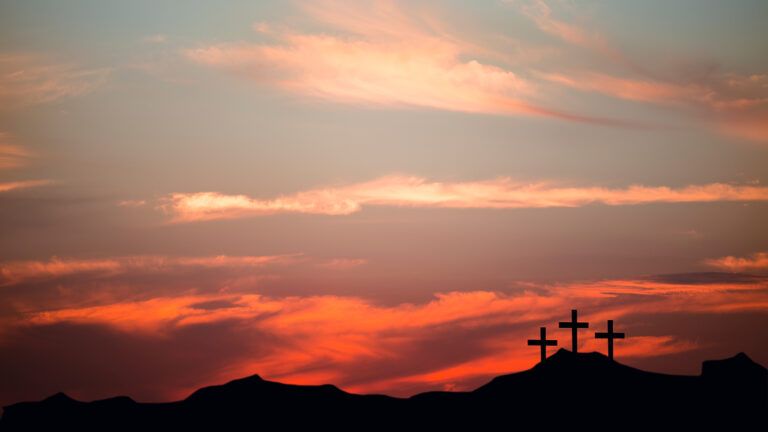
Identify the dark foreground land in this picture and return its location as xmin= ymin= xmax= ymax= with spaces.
xmin=2 ymin=349 xmax=765 ymax=430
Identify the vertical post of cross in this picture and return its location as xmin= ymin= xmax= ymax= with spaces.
xmin=527 ymin=327 xmax=558 ymax=363
xmin=595 ymin=319 xmax=625 ymax=361
xmin=558 ymin=309 xmax=589 ymax=353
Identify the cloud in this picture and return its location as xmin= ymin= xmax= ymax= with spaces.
xmin=159 ymin=175 xmax=768 ymax=222
xmin=540 ymin=71 xmax=768 ymax=115
xmin=508 ymin=1 xmax=768 ymax=143
xmin=0 ymin=179 xmax=51 ymax=193
xmin=539 ymin=72 xmax=698 ymax=105
xmin=317 ymin=258 xmax=368 ymax=270
xmin=705 ymin=252 xmax=768 ymax=272
xmin=117 ymin=199 xmax=147 ymax=207
xmin=0 ymin=133 xmax=35 ymax=170
xmin=183 ymin=1 xmax=767 ymax=139
xmin=716 ymin=110 xmax=768 ymax=143
xmin=0 ymin=53 xmax=109 ymax=107
xmin=142 ymin=34 xmax=168 ymax=44
xmin=2 ymin=270 xmax=765 ymax=404
xmin=185 ymin=1 xmax=631 ymax=126
xmin=514 ymin=0 xmax=604 ymax=50
xmin=0 ymin=254 xmax=302 ymax=287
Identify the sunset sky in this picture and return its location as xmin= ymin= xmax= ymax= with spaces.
xmin=1 ymin=0 xmax=767 ymax=407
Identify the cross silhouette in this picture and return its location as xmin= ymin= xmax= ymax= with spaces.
xmin=558 ymin=309 xmax=589 ymax=353
xmin=527 ymin=327 xmax=558 ymax=363
xmin=595 ymin=319 xmax=625 ymax=360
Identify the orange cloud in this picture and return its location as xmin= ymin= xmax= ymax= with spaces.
xmin=0 ymin=179 xmax=50 ymax=193
xmin=0 ymin=53 xmax=109 ymax=107
xmin=0 ymin=254 xmax=301 ymax=287
xmin=8 ymin=270 xmax=764 ymax=396
xmin=705 ymin=252 xmax=768 ymax=272
xmin=160 ymin=175 xmax=768 ymax=222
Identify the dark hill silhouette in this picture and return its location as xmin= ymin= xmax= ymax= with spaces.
xmin=2 ymin=349 xmax=765 ymax=430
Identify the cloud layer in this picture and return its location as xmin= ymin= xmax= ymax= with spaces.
xmin=1 ymin=253 xmax=766 ymax=406
xmin=160 ymin=175 xmax=768 ymax=222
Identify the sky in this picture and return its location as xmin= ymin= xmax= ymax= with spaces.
xmin=1 ymin=0 xmax=767 ymax=407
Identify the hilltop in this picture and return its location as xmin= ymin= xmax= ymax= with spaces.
xmin=2 ymin=349 xmax=765 ymax=430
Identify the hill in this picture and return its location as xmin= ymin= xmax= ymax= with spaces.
xmin=2 ymin=349 xmax=765 ymax=430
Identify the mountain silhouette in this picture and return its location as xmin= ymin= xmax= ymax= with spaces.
xmin=2 ymin=349 xmax=765 ymax=430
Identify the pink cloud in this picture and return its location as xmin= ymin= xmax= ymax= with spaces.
xmin=540 ymin=71 xmax=768 ymax=114
xmin=545 ymin=71 xmax=768 ymax=143
xmin=705 ymin=252 xmax=768 ymax=272
xmin=0 ymin=53 xmax=109 ymax=107
xmin=716 ymin=111 xmax=768 ymax=143
xmin=515 ymin=0 xmax=604 ymax=50
xmin=539 ymin=72 xmax=698 ymax=105
xmin=160 ymin=175 xmax=768 ymax=222
xmin=510 ymin=1 xmax=768 ymax=143
xmin=186 ymin=34 xmax=535 ymax=115
xmin=185 ymin=1 xmax=629 ymax=125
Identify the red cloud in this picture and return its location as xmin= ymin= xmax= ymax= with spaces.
xmin=3 ymin=264 xmax=764 ymax=401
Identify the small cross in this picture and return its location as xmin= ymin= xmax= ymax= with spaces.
xmin=595 ymin=319 xmax=625 ymax=361
xmin=527 ymin=327 xmax=558 ymax=363
xmin=558 ymin=309 xmax=589 ymax=353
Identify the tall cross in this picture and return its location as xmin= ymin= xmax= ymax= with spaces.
xmin=558 ymin=309 xmax=589 ymax=353
xmin=527 ymin=327 xmax=558 ymax=363
xmin=595 ymin=319 xmax=625 ymax=361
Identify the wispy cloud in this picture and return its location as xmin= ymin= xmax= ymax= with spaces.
xmin=0 ymin=254 xmax=302 ymax=287
xmin=317 ymin=258 xmax=368 ymax=270
xmin=117 ymin=199 xmax=148 ymax=207
xmin=705 ymin=252 xmax=768 ymax=272
xmin=159 ymin=175 xmax=768 ymax=222
xmin=185 ymin=1 xmax=630 ymax=125
xmin=142 ymin=34 xmax=168 ymax=44
xmin=0 ymin=179 xmax=50 ymax=193
xmin=0 ymin=133 xmax=35 ymax=170
xmin=0 ymin=53 xmax=109 ymax=107
xmin=509 ymin=1 xmax=768 ymax=143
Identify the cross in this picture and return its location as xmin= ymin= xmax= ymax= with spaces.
xmin=558 ymin=309 xmax=589 ymax=353
xmin=527 ymin=327 xmax=558 ymax=363
xmin=595 ymin=319 xmax=625 ymax=361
